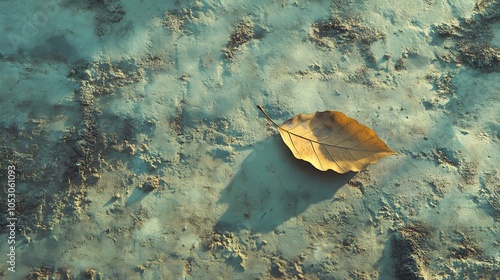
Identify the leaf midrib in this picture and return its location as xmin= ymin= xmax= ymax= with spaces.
xmin=278 ymin=126 xmax=379 ymax=152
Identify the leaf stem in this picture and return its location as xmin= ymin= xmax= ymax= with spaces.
xmin=257 ymin=105 xmax=280 ymax=127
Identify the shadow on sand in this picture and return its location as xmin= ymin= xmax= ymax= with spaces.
xmin=215 ymin=137 xmax=355 ymax=233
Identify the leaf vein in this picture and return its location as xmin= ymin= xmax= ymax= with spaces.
xmin=325 ymin=147 xmax=345 ymax=173
xmin=346 ymin=149 xmax=364 ymax=169
xmin=311 ymin=142 xmax=324 ymax=170
xmin=287 ymin=130 xmax=380 ymax=152
xmin=284 ymin=129 xmax=301 ymax=158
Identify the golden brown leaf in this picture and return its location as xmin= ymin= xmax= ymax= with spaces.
xmin=258 ymin=105 xmax=396 ymax=173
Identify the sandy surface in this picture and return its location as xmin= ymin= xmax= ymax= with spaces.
xmin=1 ymin=0 xmax=499 ymax=279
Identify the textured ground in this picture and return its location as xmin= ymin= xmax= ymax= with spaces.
xmin=0 ymin=0 xmax=499 ymax=279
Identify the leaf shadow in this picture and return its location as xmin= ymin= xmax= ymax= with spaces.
xmin=215 ymin=137 xmax=355 ymax=233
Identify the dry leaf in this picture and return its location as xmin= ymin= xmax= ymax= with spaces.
xmin=257 ymin=105 xmax=396 ymax=173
